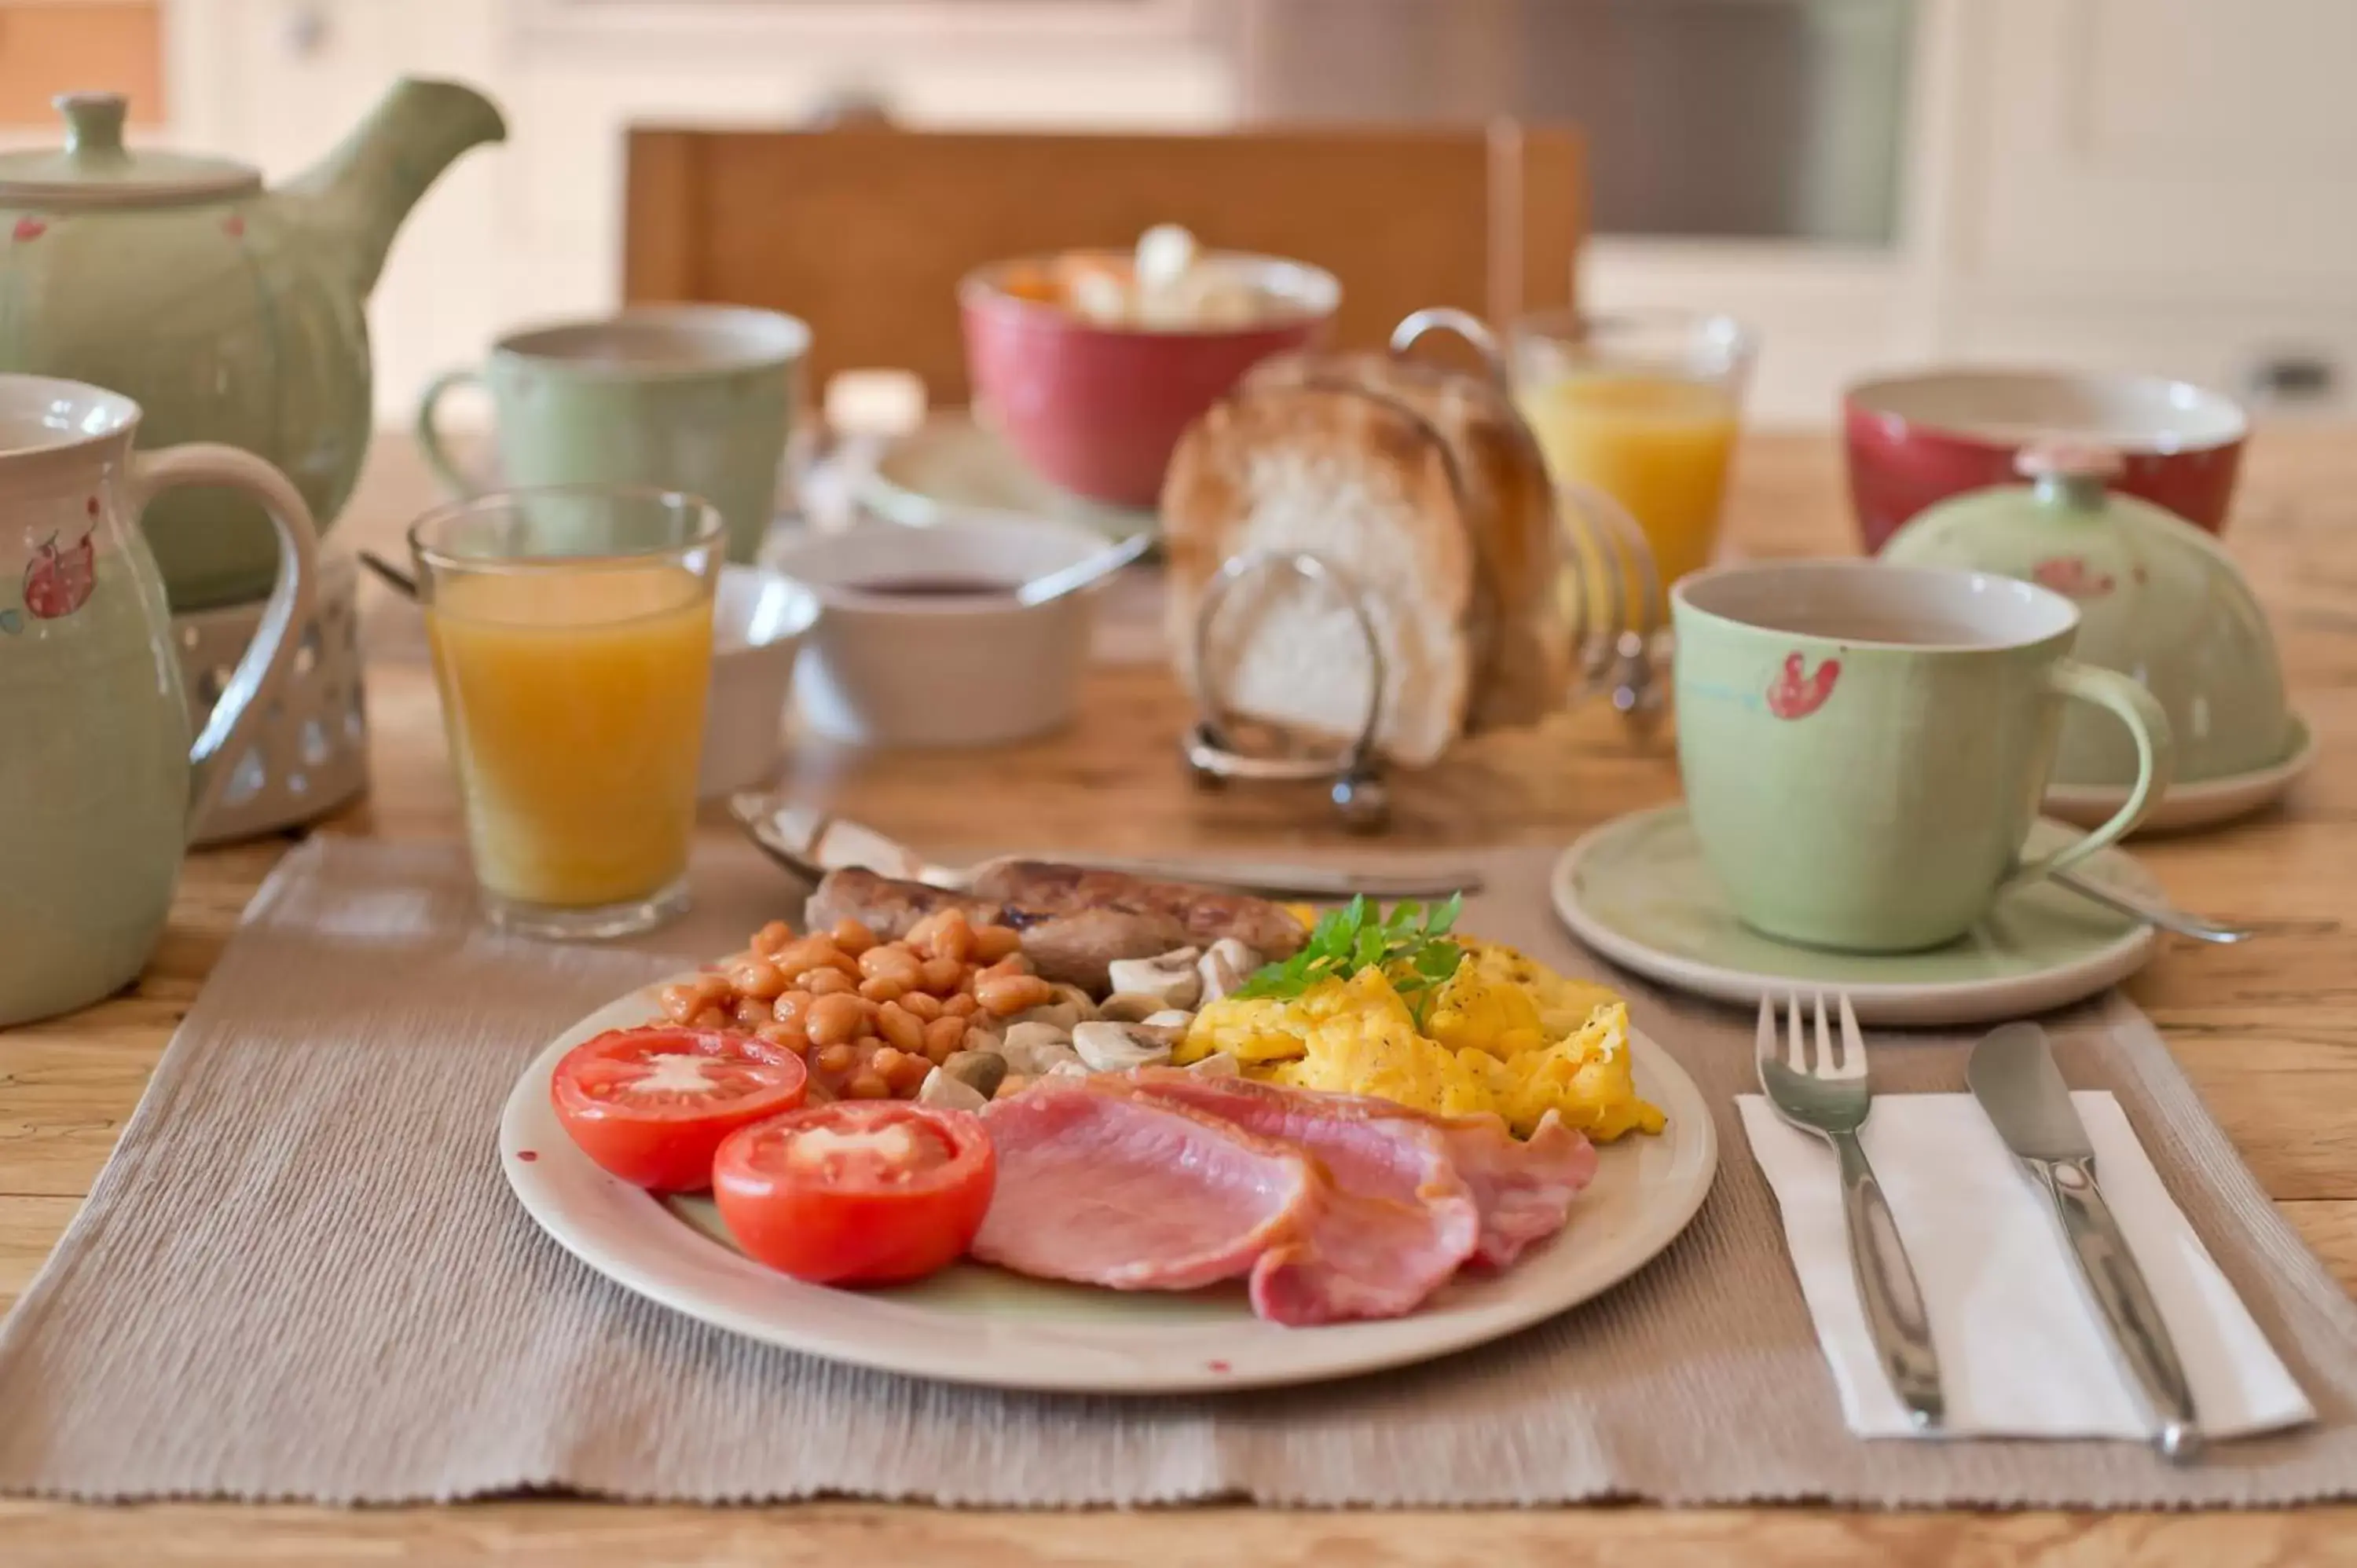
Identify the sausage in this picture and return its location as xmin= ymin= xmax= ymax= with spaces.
xmin=803 ymin=863 xmax=1305 ymax=994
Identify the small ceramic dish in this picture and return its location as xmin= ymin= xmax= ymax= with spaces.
xmin=698 ymin=565 xmax=820 ymax=798
xmin=860 ymin=414 xmax=1157 ymax=541
xmin=769 ymin=517 xmax=1109 ymax=747
xmin=960 ymin=251 xmax=1340 ymax=507
xmin=1846 ymin=368 xmax=2246 ymax=551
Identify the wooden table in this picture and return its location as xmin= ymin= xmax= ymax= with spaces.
xmin=4 ymin=430 xmax=2354 ymax=1566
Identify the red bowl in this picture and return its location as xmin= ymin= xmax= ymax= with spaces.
xmin=959 ymin=252 xmax=1340 ymax=508
xmin=1845 ymin=368 xmax=2248 ymax=552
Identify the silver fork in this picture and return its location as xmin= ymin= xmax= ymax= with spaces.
xmin=1756 ymin=992 xmax=1945 ymax=1430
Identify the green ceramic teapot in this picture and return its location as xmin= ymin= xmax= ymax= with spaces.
xmin=0 ymin=81 xmax=505 ymax=610
xmin=1882 ymin=441 xmax=2291 ymax=788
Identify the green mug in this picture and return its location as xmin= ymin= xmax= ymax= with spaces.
xmin=1672 ymin=559 xmax=2173 ymax=954
xmin=416 ymin=306 xmax=808 ymax=564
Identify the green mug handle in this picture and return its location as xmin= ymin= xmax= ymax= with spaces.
xmin=2004 ymin=659 xmax=2176 ymax=889
xmin=415 ymin=368 xmax=487 ymax=497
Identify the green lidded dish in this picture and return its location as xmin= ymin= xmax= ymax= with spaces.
xmin=1881 ymin=441 xmax=2292 ymax=788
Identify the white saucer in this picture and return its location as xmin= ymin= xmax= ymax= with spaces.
xmin=1550 ymin=804 xmax=2162 ymax=1028
xmin=859 ymin=415 xmax=1158 ymax=541
xmin=2044 ymin=713 xmax=2315 ymax=836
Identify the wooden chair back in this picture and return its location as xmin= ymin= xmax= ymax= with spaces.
xmin=623 ymin=123 xmax=1582 ymax=404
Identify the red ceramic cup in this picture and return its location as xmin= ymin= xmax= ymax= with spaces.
xmin=1844 ymin=368 xmax=2248 ymax=552
xmin=959 ymin=252 xmax=1339 ymax=509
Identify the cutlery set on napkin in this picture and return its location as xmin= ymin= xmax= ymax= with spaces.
xmin=1746 ymin=997 xmax=2311 ymax=1456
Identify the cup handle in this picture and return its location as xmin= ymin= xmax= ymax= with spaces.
xmin=132 ymin=445 xmax=321 ymax=830
xmin=2005 ymin=660 xmax=2176 ymax=888
xmin=415 ymin=368 xmax=487 ymax=497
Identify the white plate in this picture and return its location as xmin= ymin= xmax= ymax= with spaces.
xmin=2044 ymin=713 xmax=2315 ymax=835
xmin=860 ymin=415 xmax=1158 ymax=541
xmin=498 ymin=979 xmax=1718 ymax=1394
xmin=1551 ymin=805 xmax=2163 ymax=1028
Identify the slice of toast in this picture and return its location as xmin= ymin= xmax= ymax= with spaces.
xmin=1161 ymin=381 xmax=1478 ymax=767
xmin=1245 ymin=350 xmax=1568 ymax=731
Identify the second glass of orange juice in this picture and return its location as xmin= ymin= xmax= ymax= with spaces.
xmin=1510 ymin=311 xmax=1755 ymax=589
xmin=410 ymin=486 xmax=721 ymax=939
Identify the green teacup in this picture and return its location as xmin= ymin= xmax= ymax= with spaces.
xmin=1671 ymin=560 xmax=2173 ymax=954
xmin=416 ymin=306 xmax=808 ymax=563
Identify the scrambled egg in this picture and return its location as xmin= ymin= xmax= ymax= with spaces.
xmin=1176 ymin=938 xmax=1664 ymax=1141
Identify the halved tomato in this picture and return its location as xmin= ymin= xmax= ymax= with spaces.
xmin=713 ymin=1102 xmax=995 ymax=1286
xmin=551 ymin=1026 xmax=808 ymax=1192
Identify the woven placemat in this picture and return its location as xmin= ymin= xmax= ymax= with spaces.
xmin=3 ymin=834 xmax=2354 ymax=1508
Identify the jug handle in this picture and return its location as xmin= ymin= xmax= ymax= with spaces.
xmin=132 ymin=446 xmax=322 ymax=830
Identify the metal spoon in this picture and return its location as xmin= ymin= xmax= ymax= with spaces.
xmin=729 ymin=792 xmax=1485 ymax=899
xmin=358 ymin=550 xmax=420 ymax=600
xmin=1015 ymin=532 xmax=1155 ymax=606
xmin=2055 ymin=870 xmax=2253 ymax=945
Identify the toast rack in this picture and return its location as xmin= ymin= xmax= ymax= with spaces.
xmin=1178 ymin=310 xmax=1669 ymax=833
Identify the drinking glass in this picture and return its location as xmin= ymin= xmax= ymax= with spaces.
xmin=1509 ymin=310 xmax=1757 ymax=589
xmin=410 ymin=486 xmax=722 ymax=939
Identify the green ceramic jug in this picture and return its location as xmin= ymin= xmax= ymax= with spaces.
xmin=1882 ymin=441 xmax=2291 ymax=787
xmin=0 ymin=376 xmax=318 ymax=1026
xmin=0 ymin=81 xmax=504 ymax=610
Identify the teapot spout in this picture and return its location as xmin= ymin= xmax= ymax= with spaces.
xmin=282 ymin=78 xmax=506 ymax=299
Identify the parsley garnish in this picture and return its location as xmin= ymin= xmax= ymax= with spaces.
xmin=1233 ymin=893 xmax=1468 ymax=1020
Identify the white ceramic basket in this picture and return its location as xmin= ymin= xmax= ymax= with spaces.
xmin=176 ymin=551 xmax=368 ymax=845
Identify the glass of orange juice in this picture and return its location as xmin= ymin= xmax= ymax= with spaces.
xmin=1510 ymin=310 xmax=1756 ymax=590
xmin=410 ymin=486 xmax=722 ymax=939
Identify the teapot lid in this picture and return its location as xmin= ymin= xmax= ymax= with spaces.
xmin=0 ymin=93 xmax=261 ymax=210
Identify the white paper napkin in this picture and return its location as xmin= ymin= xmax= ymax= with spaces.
xmin=1740 ymin=1092 xmax=2314 ymax=1441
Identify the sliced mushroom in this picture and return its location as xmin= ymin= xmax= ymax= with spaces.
xmin=1197 ymin=938 xmax=1263 ymax=1006
xmin=1072 ymin=1020 xmax=1177 ymax=1072
xmin=1105 ymin=947 xmax=1202 ymax=1012
xmin=917 ymin=1065 xmax=990 ymax=1112
xmin=1097 ymin=991 xmax=1173 ymax=1024
xmin=1141 ymin=1009 xmax=1194 ymax=1032
xmin=1000 ymin=1032 xmax=1086 ymax=1076
xmin=1186 ymin=1051 xmax=1243 ymax=1078
xmin=1010 ymin=996 xmax=1086 ymax=1032
xmin=941 ymin=1050 xmax=1007 ymax=1100
xmin=1043 ymin=1059 xmax=1092 ymax=1079
xmin=1050 ymin=983 xmax=1099 ymax=1024
xmin=1000 ymin=1019 xmax=1072 ymax=1056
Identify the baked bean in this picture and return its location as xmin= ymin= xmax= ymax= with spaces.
xmin=731 ymin=996 xmax=771 ymax=1031
xmin=858 ymin=974 xmax=907 ymax=1004
xmin=804 ymin=969 xmax=856 ymax=997
xmin=827 ymin=917 xmax=877 ymax=956
xmin=755 ymin=1021 xmax=808 ymax=1053
xmin=977 ymin=973 xmax=1057 ymax=1017
xmin=845 ymin=1070 xmax=893 ymax=1101
xmin=774 ymin=935 xmax=857 ymax=980
xmin=772 ymin=989 xmax=816 ymax=1028
xmin=876 ymin=1000 xmax=926 ymax=1053
xmin=865 ymin=1046 xmax=918 ymax=1093
xmin=971 ymin=925 xmax=1023 ymax=963
xmin=922 ymin=1014 xmax=970 ymax=1061
xmin=691 ymin=973 xmax=733 ymax=1004
xmin=859 ymin=943 xmax=923 ymax=984
xmin=909 ymin=955 xmax=957 ymax=995
xmin=899 ymin=990 xmax=943 ymax=1023
xmin=923 ymin=910 xmax=974 ymax=963
xmin=806 ymin=992 xmax=869 ymax=1048
xmin=691 ymin=1006 xmax=730 ymax=1031
xmin=942 ymin=993 xmax=980 ymax=1019
xmin=904 ymin=910 xmax=951 ymax=951
xmin=813 ymin=1042 xmax=857 ymax=1075
xmin=658 ymin=984 xmax=701 ymax=1024
xmin=977 ymin=955 xmax=1033 ymax=984
xmin=752 ymin=920 xmax=793 ymax=956
xmin=726 ymin=958 xmax=788 ymax=1002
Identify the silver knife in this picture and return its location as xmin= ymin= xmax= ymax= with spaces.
xmin=729 ymin=793 xmax=1484 ymax=899
xmin=1967 ymin=1023 xmax=2204 ymax=1461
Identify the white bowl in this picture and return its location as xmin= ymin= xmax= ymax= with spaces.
xmin=699 ymin=566 xmax=820 ymax=797
xmin=770 ymin=518 xmax=1108 ymax=747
